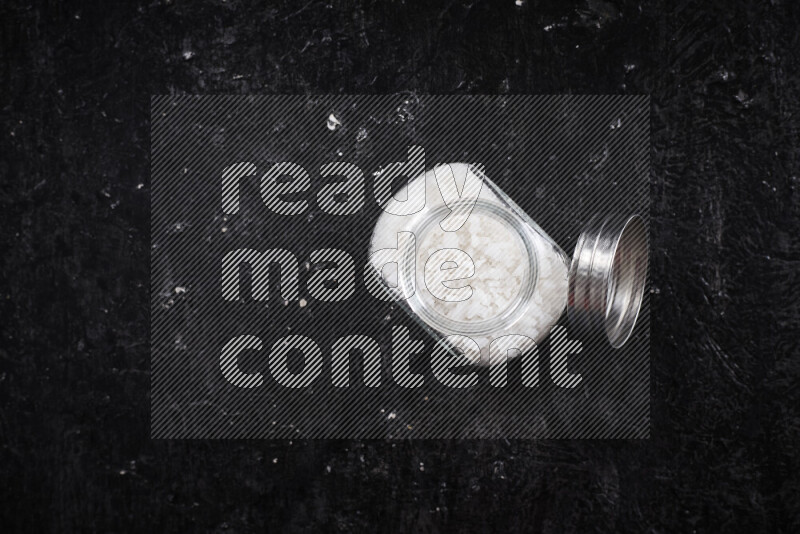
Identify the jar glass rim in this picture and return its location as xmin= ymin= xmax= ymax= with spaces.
xmin=399 ymin=200 xmax=539 ymax=336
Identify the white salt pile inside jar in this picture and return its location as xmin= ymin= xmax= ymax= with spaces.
xmin=415 ymin=209 xmax=530 ymax=323
xmin=368 ymin=163 xmax=647 ymax=365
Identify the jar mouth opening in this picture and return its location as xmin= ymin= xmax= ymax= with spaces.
xmin=400 ymin=200 xmax=539 ymax=336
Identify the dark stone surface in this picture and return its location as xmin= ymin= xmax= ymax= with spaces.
xmin=1 ymin=0 xmax=798 ymax=532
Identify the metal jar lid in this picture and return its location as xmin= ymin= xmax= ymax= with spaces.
xmin=568 ymin=214 xmax=649 ymax=348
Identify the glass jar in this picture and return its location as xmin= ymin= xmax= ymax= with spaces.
xmin=367 ymin=163 xmax=648 ymax=365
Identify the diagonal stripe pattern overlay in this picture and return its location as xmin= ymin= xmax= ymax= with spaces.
xmin=151 ymin=95 xmax=650 ymax=439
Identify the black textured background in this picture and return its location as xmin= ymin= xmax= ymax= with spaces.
xmin=1 ymin=0 xmax=799 ymax=532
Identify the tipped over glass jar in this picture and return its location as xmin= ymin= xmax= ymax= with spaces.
xmin=367 ymin=163 xmax=648 ymax=366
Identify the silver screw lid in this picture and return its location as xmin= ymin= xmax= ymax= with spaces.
xmin=568 ymin=214 xmax=649 ymax=348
